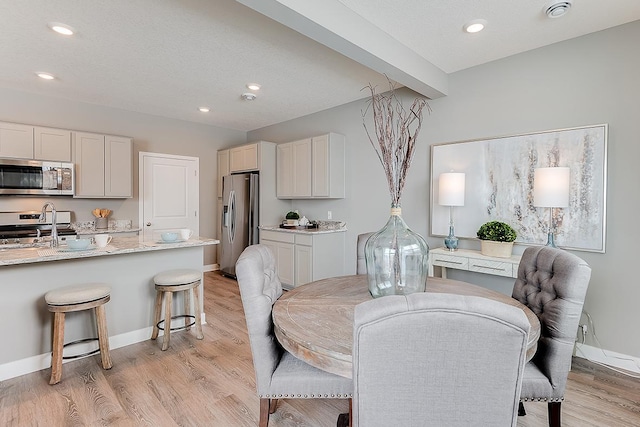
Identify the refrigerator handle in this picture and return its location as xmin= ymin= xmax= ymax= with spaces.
xmin=248 ymin=178 xmax=255 ymax=244
xmin=229 ymin=189 xmax=236 ymax=244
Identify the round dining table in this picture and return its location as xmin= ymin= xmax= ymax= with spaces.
xmin=273 ymin=275 xmax=541 ymax=379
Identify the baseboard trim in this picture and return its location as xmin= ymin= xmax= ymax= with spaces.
xmin=203 ymin=263 xmax=219 ymax=272
xmin=0 ymin=313 xmax=207 ymax=381
xmin=574 ymin=343 xmax=640 ymax=374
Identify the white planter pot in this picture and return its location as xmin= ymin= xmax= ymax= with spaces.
xmin=480 ymin=240 xmax=514 ymax=258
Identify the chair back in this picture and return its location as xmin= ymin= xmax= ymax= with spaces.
xmin=356 ymin=232 xmax=374 ymax=274
xmin=512 ymin=246 xmax=591 ymax=398
xmin=235 ymin=244 xmax=284 ymax=396
xmin=352 ymin=292 xmax=530 ymax=427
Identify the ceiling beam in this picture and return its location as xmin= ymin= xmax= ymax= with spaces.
xmin=236 ymin=0 xmax=448 ymax=99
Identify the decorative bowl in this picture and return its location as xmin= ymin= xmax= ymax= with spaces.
xmin=66 ymin=239 xmax=92 ymax=250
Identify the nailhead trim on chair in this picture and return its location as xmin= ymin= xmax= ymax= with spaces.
xmin=259 ymin=393 xmax=353 ymax=398
xmin=520 ymin=397 xmax=564 ymax=402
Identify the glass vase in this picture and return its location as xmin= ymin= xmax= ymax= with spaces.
xmin=365 ymin=204 xmax=429 ymax=298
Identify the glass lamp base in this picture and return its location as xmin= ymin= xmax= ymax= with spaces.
xmin=444 ymin=225 xmax=459 ymax=251
xmin=545 ymin=232 xmax=557 ymax=248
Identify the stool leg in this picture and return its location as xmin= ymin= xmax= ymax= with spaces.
xmin=50 ymin=312 xmax=65 ymax=385
xmin=162 ymin=291 xmax=173 ymax=351
xmin=184 ymin=287 xmax=191 ymax=331
xmin=192 ymin=282 xmax=204 ymax=340
xmin=151 ymin=290 xmax=163 ymax=340
xmin=95 ymin=305 xmax=112 ymax=370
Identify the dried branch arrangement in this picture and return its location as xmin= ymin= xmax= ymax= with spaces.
xmin=363 ymin=79 xmax=430 ymax=205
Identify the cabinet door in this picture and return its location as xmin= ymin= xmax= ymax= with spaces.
xmin=292 ymin=139 xmax=312 ymax=197
xmin=74 ymin=132 xmax=105 ymax=197
xmin=34 ymin=127 xmax=71 ymax=161
xmin=0 ymin=122 xmax=33 ymax=159
xmin=230 ymin=143 xmax=259 ymax=172
xmin=105 ymin=136 xmax=132 ymax=197
xmin=312 ymin=134 xmax=330 ymax=197
xmin=295 ymin=244 xmax=313 ymax=287
xmin=263 ymin=240 xmax=295 ymax=287
xmin=276 ymin=143 xmax=293 ymax=198
xmin=217 ymin=149 xmax=230 ymax=198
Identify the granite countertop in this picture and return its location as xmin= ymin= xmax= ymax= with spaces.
xmin=259 ymin=222 xmax=347 ymax=235
xmin=0 ymin=236 xmax=219 ymax=267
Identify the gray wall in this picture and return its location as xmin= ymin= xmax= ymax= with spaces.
xmin=0 ymin=87 xmax=246 ymax=265
xmin=248 ymin=21 xmax=640 ymax=358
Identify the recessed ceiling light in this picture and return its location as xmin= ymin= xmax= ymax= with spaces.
xmin=36 ymin=72 xmax=55 ymax=80
xmin=199 ymin=107 xmax=210 ymax=113
xmin=241 ymin=93 xmax=257 ymax=101
xmin=463 ymin=19 xmax=487 ymax=33
xmin=48 ymin=22 xmax=75 ymax=36
xmin=545 ymin=1 xmax=572 ymax=18
xmin=246 ymin=83 xmax=261 ymax=91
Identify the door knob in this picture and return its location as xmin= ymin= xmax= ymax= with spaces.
xmin=146 ymin=222 xmax=151 ymax=226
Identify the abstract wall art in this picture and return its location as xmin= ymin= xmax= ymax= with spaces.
xmin=430 ymin=124 xmax=608 ymax=252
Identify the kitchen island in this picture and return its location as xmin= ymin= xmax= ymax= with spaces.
xmin=0 ymin=236 xmax=218 ymax=381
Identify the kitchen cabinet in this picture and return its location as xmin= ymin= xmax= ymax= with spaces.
xmin=217 ymin=149 xmax=229 ymax=198
xmin=0 ymin=122 xmax=34 ymax=159
xmin=73 ymin=132 xmax=132 ymax=198
xmin=276 ymin=133 xmax=345 ymax=199
xmin=229 ymin=142 xmax=259 ymax=172
xmin=34 ymin=127 xmax=71 ymax=161
xmin=260 ymin=229 xmax=345 ymax=289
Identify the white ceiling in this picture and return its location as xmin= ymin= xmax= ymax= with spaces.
xmin=1 ymin=0 xmax=639 ymax=132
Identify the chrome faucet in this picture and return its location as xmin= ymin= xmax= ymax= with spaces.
xmin=40 ymin=202 xmax=58 ymax=248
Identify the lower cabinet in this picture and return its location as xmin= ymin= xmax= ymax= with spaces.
xmin=260 ymin=230 xmax=345 ymax=289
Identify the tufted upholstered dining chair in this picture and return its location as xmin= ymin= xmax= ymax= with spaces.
xmin=356 ymin=232 xmax=374 ymax=274
xmin=235 ymin=244 xmax=353 ymax=427
xmin=352 ymin=292 xmax=530 ymax=427
xmin=513 ymin=246 xmax=591 ymax=427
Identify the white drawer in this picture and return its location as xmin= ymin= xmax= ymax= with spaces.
xmin=431 ymin=253 xmax=469 ymax=270
xmin=468 ymin=259 xmax=513 ymax=277
xmin=295 ymin=234 xmax=313 ymax=246
xmin=260 ymin=230 xmax=294 ymax=243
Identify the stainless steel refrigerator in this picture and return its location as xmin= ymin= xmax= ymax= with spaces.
xmin=220 ymin=172 xmax=259 ymax=278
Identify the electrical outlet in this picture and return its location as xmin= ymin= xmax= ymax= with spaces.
xmin=327 ymin=211 xmax=332 ymax=219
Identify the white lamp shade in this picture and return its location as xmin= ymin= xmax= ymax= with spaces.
xmin=438 ymin=172 xmax=465 ymax=206
xmin=534 ymin=167 xmax=570 ymax=207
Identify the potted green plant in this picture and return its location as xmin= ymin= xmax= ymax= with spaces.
xmin=285 ymin=210 xmax=300 ymax=226
xmin=476 ymin=221 xmax=517 ymax=258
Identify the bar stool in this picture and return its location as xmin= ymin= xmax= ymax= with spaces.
xmin=151 ymin=269 xmax=204 ymax=350
xmin=44 ymin=283 xmax=112 ymax=385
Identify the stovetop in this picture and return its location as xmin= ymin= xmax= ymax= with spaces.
xmin=0 ymin=210 xmax=76 ymax=246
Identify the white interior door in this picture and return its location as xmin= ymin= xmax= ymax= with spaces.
xmin=139 ymin=152 xmax=199 ymax=241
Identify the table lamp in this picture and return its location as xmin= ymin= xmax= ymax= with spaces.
xmin=439 ymin=172 xmax=465 ymax=251
xmin=533 ymin=167 xmax=570 ymax=247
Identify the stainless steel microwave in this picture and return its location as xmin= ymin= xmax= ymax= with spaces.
xmin=0 ymin=158 xmax=74 ymax=195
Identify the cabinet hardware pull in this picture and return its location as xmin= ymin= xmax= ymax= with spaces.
xmin=435 ymin=259 xmax=463 ymax=265
xmin=472 ymin=264 xmax=505 ymax=271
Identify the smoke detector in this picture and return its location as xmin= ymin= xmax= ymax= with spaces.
xmin=241 ymin=92 xmax=257 ymax=101
xmin=545 ymin=1 xmax=572 ymax=18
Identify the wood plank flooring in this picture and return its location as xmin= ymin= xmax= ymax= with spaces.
xmin=1 ymin=271 xmax=638 ymax=426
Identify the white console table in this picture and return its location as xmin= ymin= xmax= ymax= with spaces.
xmin=428 ymin=247 xmax=522 ymax=279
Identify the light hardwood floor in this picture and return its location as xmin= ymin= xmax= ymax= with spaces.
xmin=1 ymin=272 xmax=638 ymax=426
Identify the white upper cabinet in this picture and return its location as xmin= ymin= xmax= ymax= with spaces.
xmin=277 ymin=133 xmax=345 ymax=199
xmin=73 ymin=132 xmax=132 ymax=198
xmin=230 ymin=143 xmax=259 ymax=172
xmin=34 ymin=127 xmax=71 ymax=161
xmin=0 ymin=122 xmax=34 ymax=159
xmin=217 ymin=149 xmax=230 ymax=198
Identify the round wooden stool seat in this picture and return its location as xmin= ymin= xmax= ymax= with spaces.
xmin=45 ymin=283 xmax=112 ymax=385
xmin=151 ymin=269 xmax=204 ymax=351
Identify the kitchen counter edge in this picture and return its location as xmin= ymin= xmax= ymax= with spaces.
xmin=0 ymin=236 xmax=219 ymax=267
xmin=259 ymin=225 xmax=347 ymax=235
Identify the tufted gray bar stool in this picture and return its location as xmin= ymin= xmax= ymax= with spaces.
xmin=151 ymin=269 xmax=204 ymax=351
xmin=44 ymin=283 xmax=112 ymax=385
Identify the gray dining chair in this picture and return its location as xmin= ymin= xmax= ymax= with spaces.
xmin=356 ymin=232 xmax=374 ymax=274
xmin=513 ymin=246 xmax=591 ymax=427
xmin=235 ymin=244 xmax=353 ymax=427
xmin=352 ymin=292 xmax=530 ymax=427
